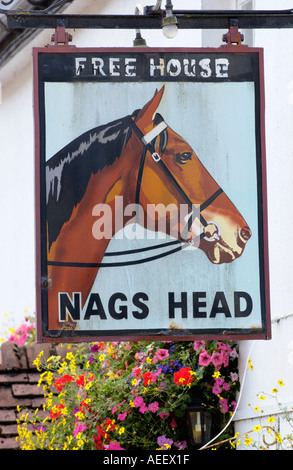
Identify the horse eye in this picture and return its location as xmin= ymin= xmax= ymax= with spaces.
xmin=176 ymin=152 xmax=192 ymax=165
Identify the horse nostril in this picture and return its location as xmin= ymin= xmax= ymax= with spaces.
xmin=240 ymin=226 xmax=251 ymax=241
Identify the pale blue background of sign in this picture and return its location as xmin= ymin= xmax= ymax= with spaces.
xmin=45 ymin=81 xmax=261 ymax=332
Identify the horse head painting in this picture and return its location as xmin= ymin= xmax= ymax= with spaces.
xmin=46 ymin=86 xmax=251 ymax=330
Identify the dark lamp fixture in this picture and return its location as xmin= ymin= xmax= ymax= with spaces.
xmin=133 ymin=31 xmax=147 ymax=47
xmin=133 ymin=5 xmax=148 ymax=47
xmin=186 ymin=395 xmax=212 ymax=448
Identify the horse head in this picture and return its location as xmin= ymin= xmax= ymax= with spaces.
xmin=131 ymin=86 xmax=251 ymax=264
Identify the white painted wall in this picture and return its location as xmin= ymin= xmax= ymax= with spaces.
xmin=234 ymin=0 xmax=293 ymax=449
xmin=1 ymin=0 xmax=293 ymax=449
xmin=200 ymin=0 xmax=293 ymax=449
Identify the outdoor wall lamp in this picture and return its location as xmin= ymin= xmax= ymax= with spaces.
xmin=185 ymin=391 xmax=212 ymax=448
xmin=133 ymin=5 xmax=147 ymax=47
xmin=161 ymin=0 xmax=178 ymax=39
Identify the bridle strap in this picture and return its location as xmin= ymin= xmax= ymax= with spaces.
xmin=130 ymin=117 xmax=223 ymax=243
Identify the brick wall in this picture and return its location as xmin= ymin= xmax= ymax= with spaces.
xmin=0 ymin=341 xmax=67 ymax=450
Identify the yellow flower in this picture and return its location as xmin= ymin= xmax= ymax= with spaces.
xmin=253 ymin=425 xmax=262 ymax=432
xmin=267 ymin=416 xmax=275 ymax=423
xmin=146 ymin=357 xmax=152 ymax=364
xmin=277 ymin=380 xmax=285 ymax=387
xmin=253 ymin=406 xmax=260 ymax=412
xmin=118 ymin=427 xmax=125 ymax=435
xmin=272 ymin=388 xmax=278 ymax=393
xmin=99 ymin=354 xmax=106 ymax=362
xmin=276 ymin=433 xmax=283 ymax=444
xmin=212 ymin=371 xmax=221 ymax=378
xmin=248 ymin=359 xmax=253 ymax=370
xmin=258 ymin=395 xmax=266 ymax=400
xmin=66 ymin=352 xmax=74 ymax=360
xmin=244 ymin=436 xmax=253 ymax=446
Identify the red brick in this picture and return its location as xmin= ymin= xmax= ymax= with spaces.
xmin=0 ymin=436 xmax=19 ymax=450
xmin=0 ymin=409 xmax=16 ymax=423
xmin=0 ymin=373 xmax=28 ymax=384
xmin=12 ymin=383 xmax=43 ymax=397
xmin=0 ymin=424 xmax=18 ymax=436
xmin=27 ymin=372 xmax=42 ymax=383
xmin=0 ymin=386 xmax=31 ymax=408
xmin=0 ymin=342 xmax=27 ymax=370
xmin=31 ymin=397 xmax=46 ymax=408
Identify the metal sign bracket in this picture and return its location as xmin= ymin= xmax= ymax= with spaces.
xmin=222 ymin=19 xmax=244 ymax=46
xmin=50 ymin=25 xmax=73 ymax=46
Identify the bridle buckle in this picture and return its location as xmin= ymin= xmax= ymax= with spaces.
xmin=151 ymin=152 xmax=161 ymax=162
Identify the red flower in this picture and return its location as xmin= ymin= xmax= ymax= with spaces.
xmin=54 ymin=374 xmax=74 ymax=392
xmin=142 ymin=371 xmax=153 ymax=386
xmin=173 ymin=367 xmax=195 ymax=386
xmin=94 ymin=419 xmax=117 ymax=450
xmin=50 ymin=403 xmax=65 ymax=420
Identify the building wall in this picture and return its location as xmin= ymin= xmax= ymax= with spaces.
xmin=1 ymin=0 xmax=293 ymax=449
xmin=200 ymin=0 xmax=293 ymax=448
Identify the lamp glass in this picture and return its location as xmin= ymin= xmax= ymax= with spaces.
xmin=187 ymin=408 xmax=212 ymax=447
xmin=189 ymin=410 xmax=202 ymax=445
xmin=162 ymin=23 xmax=178 ymax=39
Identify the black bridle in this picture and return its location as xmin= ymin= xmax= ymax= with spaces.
xmin=48 ymin=115 xmax=223 ymax=269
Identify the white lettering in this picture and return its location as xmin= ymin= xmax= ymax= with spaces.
xmin=75 ymin=57 xmax=86 ymax=75
xmin=199 ymin=58 xmax=212 ymax=78
xmin=109 ymin=57 xmax=120 ymax=76
xmin=125 ymin=58 xmax=137 ymax=76
xmin=166 ymin=59 xmax=181 ymax=77
xmin=183 ymin=58 xmax=196 ymax=77
xmin=150 ymin=58 xmax=165 ymax=76
xmin=91 ymin=58 xmax=106 ymax=76
xmin=215 ymin=58 xmax=229 ymax=78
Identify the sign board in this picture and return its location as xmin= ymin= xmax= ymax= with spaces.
xmin=34 ymin=46 xmax=271 ymax=343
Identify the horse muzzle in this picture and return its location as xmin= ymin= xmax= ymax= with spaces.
xmin=200 ymin=223 xmax=252 ymax=264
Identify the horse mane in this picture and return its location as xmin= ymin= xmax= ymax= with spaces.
xmin=46 ymin=111 xmax=167 ymax=249
xmin=46 ymin=114 xmax=135 ymax=248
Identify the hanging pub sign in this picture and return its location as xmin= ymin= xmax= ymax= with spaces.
xmin=34 ymin=46 xmax=271 ymax=343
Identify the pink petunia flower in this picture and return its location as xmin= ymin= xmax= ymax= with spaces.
xmin=155 ymin=349 xmax=169 ymax=360
xmin=148 ymin=401 xmax=160 ymax=413
xmin=219 ymin=397 xmax=229 ymax=413
xmin=198 ymin=349 xmax=212 ymax=367
xmin=133 ymin=396 xmax=144 ymax=408
xmin=117 ymin=411 xmax=128 ymax=421
xmin=139 ymin=403 xmax=148 ymax=414
xmin=193 ymin=341 xmax=205 ymax=351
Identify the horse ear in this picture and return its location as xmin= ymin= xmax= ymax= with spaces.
xmin=135 ymin=86 xmax=165 ymax=134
